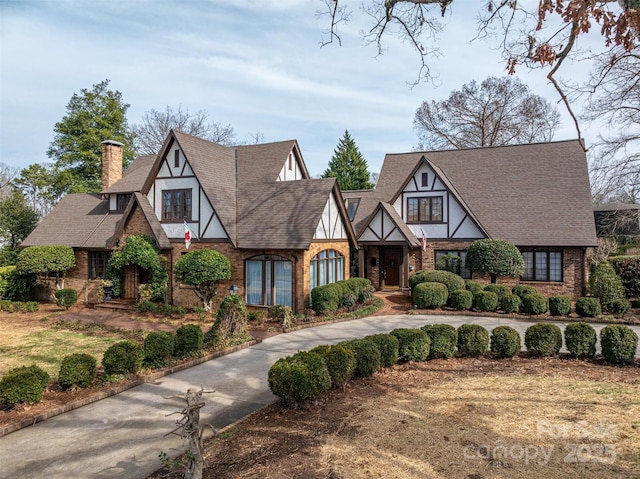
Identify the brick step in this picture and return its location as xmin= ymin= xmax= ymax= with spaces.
xmin=94 ymin=299 xmax=138 ymax=313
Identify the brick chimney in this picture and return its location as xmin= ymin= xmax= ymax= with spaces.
xmin=101 ymin=140 xmax=123 ymax=191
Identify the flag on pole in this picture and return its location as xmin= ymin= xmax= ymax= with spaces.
xmin=184 ymin=221 xmax=192 ymax=249
xmin=420 ymin=228 xmax=427 ymax=252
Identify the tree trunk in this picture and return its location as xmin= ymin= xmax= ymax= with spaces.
xmin=183 ymin=388 xmax=204 ymax=479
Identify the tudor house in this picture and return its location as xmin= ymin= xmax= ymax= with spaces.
xmin=22 ymin=131 xmax=357 ymax=313
xmin=342 ymin=140 xmax=598 ymax=299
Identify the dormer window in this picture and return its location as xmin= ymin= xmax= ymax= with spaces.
xmin=345 ymin=198 xmax=360 ymax=221
xmin=116 ymin=194 xmax=132 ymax=212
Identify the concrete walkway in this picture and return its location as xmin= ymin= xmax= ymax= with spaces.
xmin=1 ymin=314 xmax=638 ymax=479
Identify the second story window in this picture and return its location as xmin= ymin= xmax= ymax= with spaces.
xmin=407 ymin=196 xmax=443 ymax=223
xmin=162 ymin=189 xmax=192 ymax=221
xmin=116 ymin=194 xmax=132 ymax=212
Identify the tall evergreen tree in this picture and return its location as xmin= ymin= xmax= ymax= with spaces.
xmin=322 ymin=130 xmax=374 ymax=190
xmin=0 ymin=190 xmax=39 ymax=265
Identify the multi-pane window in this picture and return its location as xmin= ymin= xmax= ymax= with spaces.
xmin=89 ymin=251 xmax=110 ymax=279
xmin=407 ymin=196 xmax=443 ymax=223
xmin=162 ymin=189 xmax=192 ymax=221
xmin=435 ymin=250 xmax=471 ymax=279
xmin=245 ymin=255 xmax=292 ymax=307
xmin=116 ymin=194 xmax=132 ymax=211
xmin=310 ymin=250 xmax=345 ymax=295
xmin=521 ymin=251 xmax=562 ymax=282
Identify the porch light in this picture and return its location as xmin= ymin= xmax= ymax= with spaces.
xmin=228 ymin=284 xmax=239 ymax=295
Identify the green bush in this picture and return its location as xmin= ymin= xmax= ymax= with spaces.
xmin=340 ymin=339 xmax=381 ymax=377
xmin=172 ymin=248 xmax=230 ymax=309
xmin=102 ymin=341 xmax=144 ymax=375
xmin=412 ymin=282 xmax=448 ymax=309
xmin=575 ymin=297 xmax=601 ymax=317
xmin=16 ymin=245 xmax=75 ymax=289
xmin=473 ymin=291 xmax=498 ymax=312
xmin=600 ymin=325 xmax=638 ymax=365
xmin=465 ymin=280 xmax=485 ymax=296
xmin=365 ymin=334 xmax=400 ymax=367
xmin=490 ymin=326 xmax=521 ymax=358
xmin=311 ymin=282 xmax=342 ymax=313
xmin=524 ymin=323 xmax=563 ymax=356
xmin=610 ymin=256 xmax=640 ymax=299
xmin=58 ymin=353 xmax=97 ymax=390
xmin=500 ymin=293 xmax=522 ymax=313
xmin=564 ymin=322 xmax=597 ymax=359
xmin=0 ymin=265 xmax=15 ymax=299
xmin=390 ymin=328 xmax=431 ymax=362
xmin=174 ymin=324 xmax=204 ymax=358
xmin=409 ymin=270 xmax=465 ymax=294
xmin=457 ymin=324 xmax=489 ymax=357
xmin=465 ymin=239 xmax=524 ymax=282
xmin=143 ymin=331 xmax=175 ymax=367
xmin=3 ymin=268 xmax=35 ymax=301
xmin=54 ymin=288 xmax=78 ymax=310
xmin=448 ymin=289 xmax=473 ymax=310
xmin=512 ymin=284 xmax=538 ymax=299
xmin=521 ymin=293 xmax=548 ymax=315
xmin=358 ymin=285 xmax=376 ymax=303
xmin=315 ymin=345 xmax=356 ymax=390
xmin=421 ymin=324 xmax=457 ymax=359
xmin=589 ymin=261 xmax=625 ymax=305
xmin=604 ymin=298 xmax=632 ymax=316
xmin=137 ymin=301 xmax=157 ymax=313
xmin=0 ymin=365 xmax=50 ymax=408
xmin=483 ymin=284 xmax=510 ymax=301
xmin=267 ymin=351 xmax=330 ymax=407
xmin=268 ymin=304 xmax=294 ymax=328
xmin=549 ymin=296 xmax=571 ymax=316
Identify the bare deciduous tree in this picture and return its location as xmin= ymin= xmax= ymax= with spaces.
xmin=414 ymin=76 xmax=560 ymax=150
xmin=132 ymin=105 xmax=238 ymax=154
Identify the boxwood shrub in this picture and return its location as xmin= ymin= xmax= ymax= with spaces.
xmin=604 ymin=298 xmax=632 ymax=316
xmin=465 ymin=280 xmax=485 ymax=296
xmin=524 ymin=323 xmax=562 ymax=356
xmin=490 ymin=326 xmax=521 ymax=358
xmin=340 ymin=339 xmax=381 ymax=377
xmin=521 ymin=293 xmax=548 ymax=315
xmin=589 ymin=261 xmax=625 ymax=305
xmin=58 ymin=353 xmax=97 ymax=390
xmin=483 ymin=284 xmax=510 ymax=301
xmin=365 ymin=333 xmax=400 ymax=367
xmin=143 ymin=331 xmax=175 ymax=367
xmin=102 ymin=340 xmax=144 ymax=375
xmin=448 ymin=289 xmax=473 ymax=310
xmin=267 ymin=351 xmax=330 ymax=407
xmin=389 ymin=328 xmax=431 ymax=362
xmin=549 ymin=295 xmax=571 ymax=316
xmin=0 ymin=365 xmax=50 ymax=408
xmin=564 ymin=322 xmax=597 ymax=359
xmin=174 ymin=324 xmax=204 ymax=358
xmin=54 ymin=288 xmax=78 ymax=310
xmin=512 ymin=284 xmax=538 ymax=299
xmin=600 ymin=325 xmax=638 ymax=365
xmin=409 ymin=270 xmax=465 ymax=294
xmin=314 ymin=345 xmax=356 ymax=390
xmin=575 ymin=297 xmax=601 ymax=317
xmin=413 ymin=282 xmax=448 ymax=309
xmin=457 ymin=324 xmax=489 ymax=357
xmin=500 ymin=293 xmax=522 ymax=314
xmin=311 ymin=283 xmax=342 ymax=313
xmin=473 ymin=291 xmax=498 ymax=312
xmin=421 ymin=324 xmax=457 ymax=359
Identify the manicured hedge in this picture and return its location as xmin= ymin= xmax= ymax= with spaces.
xmin=409 ymin=270 xmax=465 ymax=294
xmin=524 ymin=323 xmax=562 ymax=357
xmin=365 ymin=333 xmax=400 ymax=367
xmin=59 ymin=353 xmax=97 ymax=390
xmin=548 ymin=295 xmax=571 ymax=316
xmin=564 ymin=322 xmax=597 ymax=359
xmin=174 ymin=324 xmax=204 ymax=358
xmin=143 ymin=331 xmax=175 ymax=367
xmin=54 ymin=288 xmax=78 ymax=310
xmin=605 ymin=298 xmax=632 ymax=315
xmin=575 ymin=297 xmax=601 ymax=317
xmin=313 ymin=345 xmax=356 ymax=390
xmin=390 ymin=328 xmax=431 ymax=362
xmin=465 ymin=280 xmax=485 ymax=296
xmin=483 ymin=284 xmax=510 ymax=301
xmin=490 ymin=326 xmax=521 ymax=358
xmin=102 ymin=341 xmax=144 ymax=375
xmin=600 ymin=325 xmax=638 ymax=365
xmin=449 ymin=289 xmax=473 ymax=310
xmin=500 ymin=293 xmax=521 ymax=314
xmin=457 ymin=324 xmax=489 ymax=357
xmin=473 ymin=291 xmax=498 ymax=312
xmin=421 ymin=324 xmax=457 ymax=359
xmin=521 ymin=293 xmax=548 ymax=315
xmin=0 ymin=365 xmax=50 ymax=408
xmin=512 ymin=284 xmax=537 ymax=299
xmin=413 ymin=282 xmax=448 ymax=309
xmin=340 ymin=339 xmax=381 ymax=377
xmin=311 ymin=278 xmax=374 ymax=314
xmin=267 ymin=351 xmax=331 ymax=407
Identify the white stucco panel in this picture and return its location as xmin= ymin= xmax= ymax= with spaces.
xmin=385 ymin=228 xmax=405 ymax=242
xmin=314 ymin=194 xmax=347 ymax=239
xmin=360 ymin=228 xmax=380 ymax=242
xmin=451 ymin=216 xmax=485 ymax=239
xmin=277 ymin=152 xmax=304 ymax=181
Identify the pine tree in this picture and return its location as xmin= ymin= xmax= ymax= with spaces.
xmin=322 ymin=130 xmax=374 ymax=190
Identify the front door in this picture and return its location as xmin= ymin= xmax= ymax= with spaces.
xmin=382 ymin=248 xmax=401 ymax=287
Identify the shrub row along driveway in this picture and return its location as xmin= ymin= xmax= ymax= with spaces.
xmin=1 ymin=314 xmax=638 ymax=479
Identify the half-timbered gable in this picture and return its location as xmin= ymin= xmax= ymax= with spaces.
xmin=314 ymin=191 xmax=349 ymax=240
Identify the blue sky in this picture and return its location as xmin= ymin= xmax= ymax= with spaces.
xmin=0 ymin=0 xmax=602 ymax=177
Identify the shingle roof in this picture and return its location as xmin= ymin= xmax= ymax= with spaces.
xmin=102 ymin=155 xmax=155 ymax=194
xmin=236 ymin=140 xmax=307 ymax=184
xmin=108 ymin=193 xmax=171 ymax=249
xmin=354 ymin=140 xmax=597 ymax=247
xmin=22 ymin=194 xmax=121 ymax=249
xmin=593 ymin=202 xmax=640 ymax=212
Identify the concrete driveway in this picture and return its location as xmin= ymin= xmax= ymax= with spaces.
xmin=1 ymin=314 xmax=638 ymax=479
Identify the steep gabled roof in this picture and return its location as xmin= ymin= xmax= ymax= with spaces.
xmin=102 ymin=155 xmax=155 ymax=194
xmin=107 ymin=193 xmax=171 ymax=249
xmin=22 ymin=194 xmax=121 ymax=249
xmin=357 ymin=140 xmax=597 ymax=247
xmin=236 ymin=140 xmax=308 ymax=184
xmin=357 ymin=201 xmax=421 ymax=247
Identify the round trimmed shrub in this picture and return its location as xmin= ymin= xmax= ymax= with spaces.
xmin=575 ymin=297 xmax=601 ymax=318
xmin=549 ymin=295 xmax=571 ymax=316
xmin=413 ymin=282 xmax=448 ymax=309
xmin=318 ymin=345 xmax=356 ymax=390
xmin=604 ymin=298 xmax=632 ymax=316
xmin=564 ymin=322 xmax=597 ymax=359
xmin=449 ymin=289 xmax=473 ymax=310
xmin=102 ymin=341 xmax=144 ymax=375
xmin=340 ymin=339 xmax=381 ymax=377
xmin=457 ymin=324 xmax=489 ymax=357
xmin=174 ymin=324 xmax=204 ymax=358
xmin=311 ymin=283 xmax=342 ymax=313
xmin=512 ymin=284 xmax=538 ymax=299
xmin=600 ymin=325 xmax=638 ymax=365
xmin=483 ymin=284 xmax=510 ymax=301
xmin=524 ymin=323 xmax=562 ymax=356
xmin=490 ymin=326 xmax=521 ymax=358
xmin=473 ymin=291 xmax=498 ymax=312
xmin=54 ymin=288 xmax=78 ymax=310
xmin=500 ymin=293 xmax=522 ymax=313
xmin=58 ymin=353 xmax=97 ymax=390
xmin=143 ymin=331 xmax=175 ymax=367
xmin=365 ymin=333 xmax=400 ymax=367
xmin=521 ymin=293 xmax=548 ymax=315
xmin=0 ymin=365 xmax=50 ymax=407
xmin=268 ymin=351 xmax=330 ymax=407
xmin=465 ymin=280 xmax=484 ymax=295
xmin=409 ymin=270 xmax=465 ymax=294
xmin=421 ymin=324 xmax=457 ymax=359
xmin=390 ymin=328 xmax=431 ymax=362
